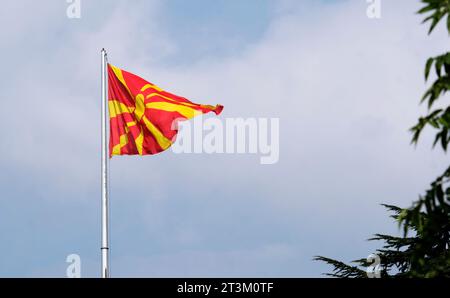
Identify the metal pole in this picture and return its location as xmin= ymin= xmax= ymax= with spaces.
xmin=101 ymin=48 xmax=109 ymax=278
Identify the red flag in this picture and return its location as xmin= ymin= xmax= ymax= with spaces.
xmin=108 ymin=64 xmax=223 ymax=156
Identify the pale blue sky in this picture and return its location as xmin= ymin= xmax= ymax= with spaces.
xmin=0 ymin=0 xmax=448 ymax=277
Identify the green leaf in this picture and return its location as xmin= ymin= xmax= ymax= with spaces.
xmin=447 ymin=14 xmax=450 ymax=34
xmin=417 ymin=5 xmax=434 ymax=15
xmin=436 ymin=58 xmax=443 ymax=77
xmin=425 ymin=57 xmax=434 ymax=80
xmin=441 ymin=128 xmax=448 ymax=151
xmin=428 ymin=12 xmax=445 ymax=35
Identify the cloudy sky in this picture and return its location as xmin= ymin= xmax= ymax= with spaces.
xmin=0 ymin=0 xmax=448 ymax=277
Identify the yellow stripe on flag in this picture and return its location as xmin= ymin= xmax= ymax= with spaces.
xmin=109 ymin=100 xmax=135 ymax=118
xmin=110 ymin=64 xmax=133 ymax=97
xmin=141 ymin=116 xmax=172 ymax=150
xmin=146 ymin=101 xmax=200 ymax=119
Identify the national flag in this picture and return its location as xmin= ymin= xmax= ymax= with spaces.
xmin=107 ymin=64 xmax=223 ymax=156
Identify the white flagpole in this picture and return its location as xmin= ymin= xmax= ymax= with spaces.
xmin=100 ymin=48 xmax=110 ymax=278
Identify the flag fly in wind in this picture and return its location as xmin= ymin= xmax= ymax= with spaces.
xmin=108 ymin=64 xmax=224 ymax=156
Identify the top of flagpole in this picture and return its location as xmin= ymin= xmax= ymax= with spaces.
xmin=102 ymin=48 xmax=108 ymax=63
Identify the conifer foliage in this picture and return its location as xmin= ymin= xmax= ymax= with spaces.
xmin=315 ymin=0 xmax=450 ymax=278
